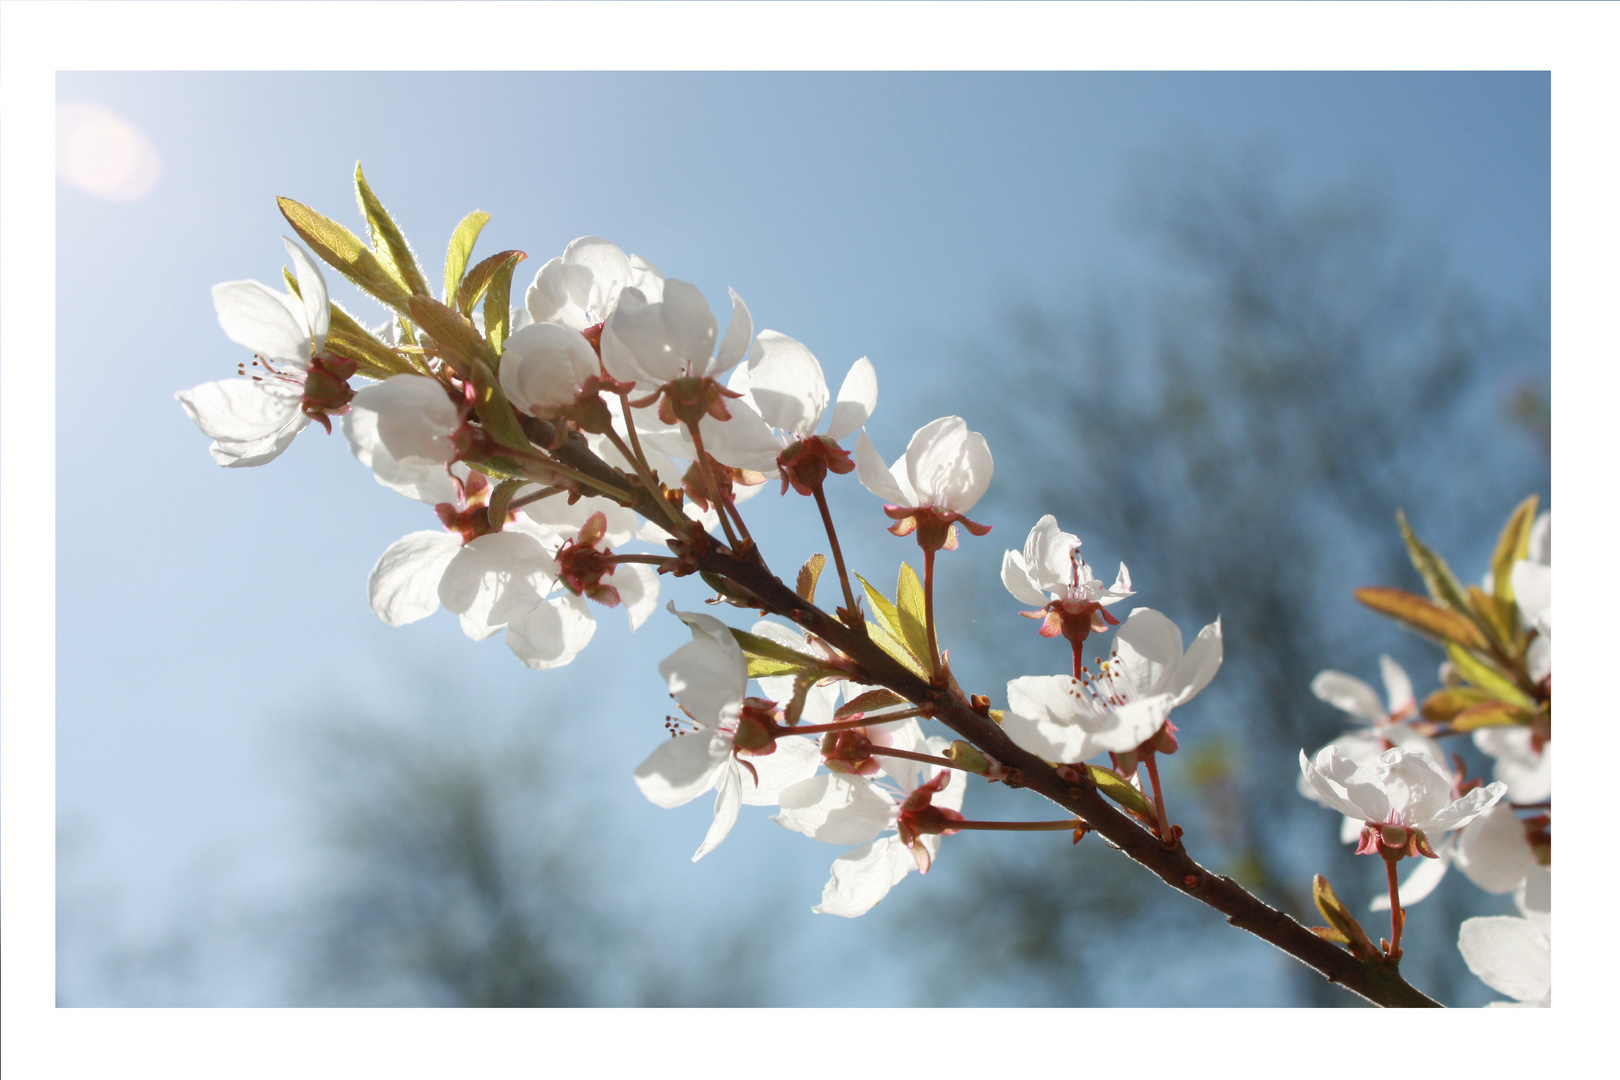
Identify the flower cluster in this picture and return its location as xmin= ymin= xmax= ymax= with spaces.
xmin=1297 ymin=500 xmax=1550 ymax=995
xmin=181 ymin=168 xmax=1542 ymax=1008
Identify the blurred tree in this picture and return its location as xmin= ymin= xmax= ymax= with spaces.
xmin=909 ymin=148 xmax=1549 ymax=1006
xmin=290 ymin=714 xmax=780 ymax=1007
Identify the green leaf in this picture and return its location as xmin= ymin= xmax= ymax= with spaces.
xmin=1444 ymin=642 xmax=1535 ymax=709
xmin=1355 ymin=587 xmax=1489 ymax=652
xmin=855 ymin=573 xmax=905 ymax=646
xmin=1490 ymin=494 xmax=1540 ymax=609
xmin=1465 ymin=583 xmax=1517 ymax=656
xmin=796 ymin=554 xmax=826 ymax=603
xmin=1312 ymin=874 xmax=1377 ymax=959
xmin=1420 ymin=686 xmax=1496 ymax=723
xmin=443 ymin=210 xmax=490 ymax=303
xmin=727 ymin=628 xmax=828 ymax=681
xmin=894 ymin=562 xmax=932 ymax=668
xmin=1085 ymin=764 xmax=1152 ymax=818
xmin=457 ymin=249 xmax=527 ymax=317
xmin=868 ymin=620 xmax=931 ymax=679
xmin=834 ymin=686 xmax=909 ymax=720
xmin=353 ymin=162 xmax=431 ymax=298
xmin=1396 ymin=510 xmax=1474 ymax=615
xmin=278 ymin=196 xmax=412 ymax=311
xmin=1452 ymin=700 xmax=1534 ymax=732
xmin=485 ymin=479 xmax=530 ymax=531
xmin=481 ymin=250 xmax=525 ymax=359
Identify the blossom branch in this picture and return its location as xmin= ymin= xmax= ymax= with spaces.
xmin=695 ymin=541 xmax=1442 ymax=1009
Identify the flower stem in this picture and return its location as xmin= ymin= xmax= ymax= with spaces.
xmin=866 ymin=746 xmax=958 ymax=771
xmin=603 ymin=421 xmax=691 ymax=538
xmin=1142 ymin=750 xmax=1172 ymax=838
xmin=923 ymin=546 xmax=943 ymax=685
xmin=507 ymin=485 xmax=565 ymax=511
xmin=948 ymin=818 xmax=1085 ymax=832
xmin=777 ymin=708 xmax=928 ymax=737
xmin=810 ymin=480 xmax=861 ymax=624
xmin=684 ymin=422 xmax=742 ymax=551
xmin=1383 ymin=852 xmax=1406 ymax=959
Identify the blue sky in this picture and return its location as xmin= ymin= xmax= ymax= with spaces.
xmin=45 ymin=68 xmax=1555 ymax=1008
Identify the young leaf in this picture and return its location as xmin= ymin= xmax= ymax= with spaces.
xmin=481 ymin=250 xmax=525 ymax=358
xmin=277 ymin=196 xmax=412 ymax=310
xmin=443 ymin=210 xmax=490 ymax=303
xmin=1396 ymin=510 xmax=1474 ymax=615
xmin=796 ymin=553 xmax=827 ymax=603
xmin=700 ymin=571 xmax=761 ymax=608
xmin=353 ymin=162 xmax=431 ymax=298
xmin=456 ymin=249 xmax=527 ymax=317
xmin=1443 ymin=642 xmax=1535 ymax=709
xmin=484 ymin=479 xmax=530 ymax=532
xmin=1420 ymin=685 xmax=1496 ymax=723
xmin=1354 ymin=587 xmax=1489 ymax=652
xmin=1313 ymin=874 xmax=1378 ymax=959
xmin=833 ymin=686 xmax=909 ymax=719
xmin=1451 ymin=700 xmax=1534 ymax=732
xmin=1085 ymin=764 xmax=1153 ymax=818
xmin=780 ymin=672 xmax=821 ymax=726
xmin=1465 ymin=583 xmax=1518 ymax=656
xmin=1490 ymin=494 xmax=1540 ymax=607
xmin=867 ymin=620 xmax=930 ymax=679
xmin=728 ymin=627 xmax=820 ymax=669
xmin=855 ymin=573 xmax=906 ymax=646
xmin=894 ymin=563 xmax=932 ymax=667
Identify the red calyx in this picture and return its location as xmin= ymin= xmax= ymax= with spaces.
xmin=821 ymin=728 xmax=881 ymax=776
xmin=299 ymin=354 xmax=359 ymax=433
xmin=776 ymin=436 xmax=855 ymax=496
xmin=554 ymin=511 xmax=622 ymax=607
xmin=896 ymin=772 xmax=964 ymax=873
xmin=884 ymin=505 xmax=992 ymax=553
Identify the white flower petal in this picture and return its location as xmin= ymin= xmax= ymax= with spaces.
xmin=367 ymin=530 xmax=462 ymax=625
xmin=504 ymin=593 xmax=597 ymax=670
xmin=1000 ymin=549 xmax=1050 ymax=608
xmin=825 ymin=356 xmax=878 ymax=442
xmin=352 ymin=374 xmax=461 ymax=465
xmin=1113 ymin=608 xmax=1185 ymax=698
xmin=634 ymin=728 xmax=729 ymax=808
xmin=499 ymin=321 xmax=602 ymax=414
xmin=712 ymin=288 xmax=755 ymax=375
xmin=1379 ymin=656 xmax=1415 ymax=716
xmin=614 ymin=562 xmax=660 ymax=631
xmin=905 ymin=416 xmax=991 ymax=513
xmin=1459 ymin=915 xmax=1550 ymax=1004
xmin=693 ymin=768 xmax=743 ymax=861
xmin=855 ymin=430 xmax=912 ymax=504
xmin=813 ymin=836 xmax=915 ymax=917
xmin=1165 ymin=617 xmax=1222 ymax=706
xmin=745 ymin=330 xmax=827 ymax=437
xmin=176 ymin=378 xmax=307 ymax=466
xmin=1311 ymin=670 xmax=1387 ymax=723
xmin=738 ymin=735 xmax=823 ymax=807
xmin=1454 ymin=800 xmax=1534 ymax=894
xmin=211 ymin=280 xmax=310 ymax=365
xmin=1003 ymin=675 xmax=1120 ymax=763
xmin=281 ymin=237 xmax=330 ymax=353
xmin=437 ymin=531 xmax=556 ymax=639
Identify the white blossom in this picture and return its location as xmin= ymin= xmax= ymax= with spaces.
xmin=177 ymin=238 xmax=337 ymax=466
